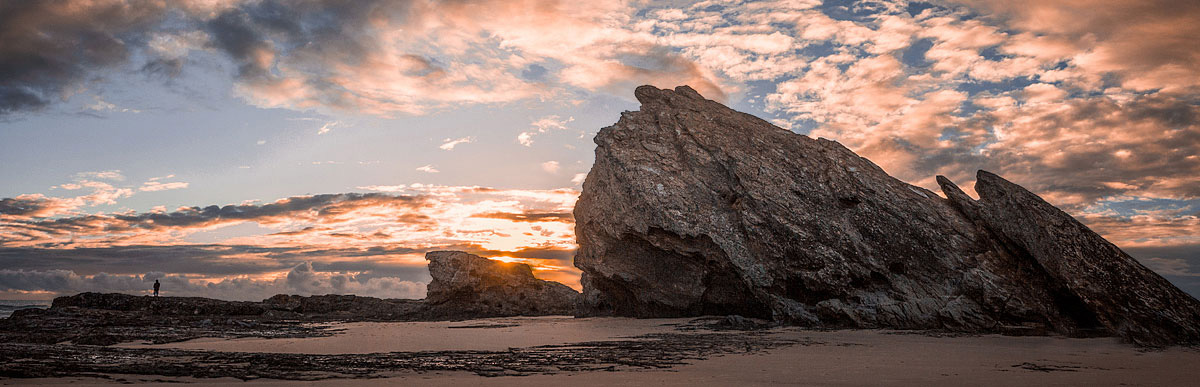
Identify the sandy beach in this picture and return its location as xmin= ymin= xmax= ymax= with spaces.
xmin=113 ymin=316 xmax=683 ymax=353
xmin=8 ymin=316 xmax=1199 ymax=386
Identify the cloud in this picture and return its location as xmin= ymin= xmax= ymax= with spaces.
xmin=0 ymin=170 xmax=199 ymax=221
xmin=355 ymin=184 xmax=407 ymax=192
xmin=517 ymin=132 xmax=535 ymax=147
xmin=1078 ymin=203 xmax=1200 ymax=249
xmin=952 ymin=0 xmax=1200 ymax=93
xmin=1123 ymin=243 xmax=1200 ymax=296
xmin=317 ymin=121 xmax=340 ymax=135
xmin=415 ymin=164 xmax=439 ymax=173
xmin=283 ymin=262 xmax=426 ymax=299
xmin=1142 ymin=258 xmax=1199 ymax=278
xmin=2 ymin=0 xmax=733 ymax=116
xmin=85 ymin=96 xmax=140 ymax=113
xmin=76 ymin=170 xmax=125 ymax=181
xmin=0 ymin=262 xmax=427 ymax=301
xmin=139 ymin=181 xmax=190 ymax=192
xmin=3 ymin=184 xmax=580 ymax=251
xmin=541 ymin=161 xmax=560 ymax=173
xmin=0 ymin=195 xmax=77 ymax=220
xmin=471 ymin=210 xmax=573 ymax=223
xmin=439 ymin=136 xmax=474 ymax=151
xmin=0 ymin=244 xmax=431 ymax=278
xmin=138 ymin=175 xmax=189 ymax=192
xmin=2 ymin=174 xmax=136 ymax=220
xmin=518 ymin=115 xmax=574 ymax=146
xmin=0 ymin=184 xmax=584 ymax=297
xmin=0 ymin=1 xmax=170 ymax=116
xmin=0 ymin=192 xmax=431 ymax=246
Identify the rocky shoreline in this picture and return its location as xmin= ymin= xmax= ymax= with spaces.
xmin=0 ymin=251 xmax=598 ymax=380
xmin=0 ymin=251 xmax=578 ymax=346
xmin=0 ymin=249 xmax=782 ymax=382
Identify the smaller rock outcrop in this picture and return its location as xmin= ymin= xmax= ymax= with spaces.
xmin=424 ymin=251 xmax=579 ymax=318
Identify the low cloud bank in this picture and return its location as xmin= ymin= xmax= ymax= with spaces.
xmin=0 ymin=262 xmax=427 ymax=302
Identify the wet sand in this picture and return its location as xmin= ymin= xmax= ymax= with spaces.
xmin=9 ymin=317 xmax=1200 ymax=386
xmin=114 ymin=316 xmax=683 ymax=353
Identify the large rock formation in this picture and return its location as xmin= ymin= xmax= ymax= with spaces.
xmin=424 ymin=251 xmax=579 ymax=318
xmin=573 ymin=85 xmax=1200 ymax=345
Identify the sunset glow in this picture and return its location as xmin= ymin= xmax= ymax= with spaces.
xmin=2 ymin=0 xmax=1198 ymax=300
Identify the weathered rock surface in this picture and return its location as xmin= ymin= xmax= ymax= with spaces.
xmin=939 ymin=172 xmax=1200 ymax=345
xmin=424 ymin=251 xmax=579 ymax=318
xmin=574 ymin=85 xmax=1200 ymax=345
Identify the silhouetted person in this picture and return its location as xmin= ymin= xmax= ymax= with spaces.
xmin=153 ymin=280 xmax=160 ymax=297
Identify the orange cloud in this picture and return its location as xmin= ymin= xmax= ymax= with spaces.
xmin=1 ymin=185 xmax=582 ymax=288
xmin=953 ymin=0 xmax=1200 ymax=93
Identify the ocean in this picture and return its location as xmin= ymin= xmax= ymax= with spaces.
xmin=0 ymin=300 xmax=51 ymax=318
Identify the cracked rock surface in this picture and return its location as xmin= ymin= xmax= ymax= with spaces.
xmin=939 ymin=171 xmax=1200 ymax=346
xmin=573 ymin=85 xmax=1200 ymax=346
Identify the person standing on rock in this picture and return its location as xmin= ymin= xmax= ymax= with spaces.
xmin=153 ymin=280 xmax=160 ymax=297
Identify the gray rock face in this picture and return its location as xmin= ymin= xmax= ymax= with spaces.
xmin=573 ymin=85 xmax=1200 ymax=345
xmin=939 ymin=172 xmax=1200 ymax=345
xmin=424 ymin=251 xmax=579 ymax=318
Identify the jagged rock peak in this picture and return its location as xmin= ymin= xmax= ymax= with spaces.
xmin=635 ymin=84 xmax=704 ymax=104
xmin=573 ymin=85 xmax=1200 ymax=346
xmin=938 ymin=171 xmax=1200 ymax=346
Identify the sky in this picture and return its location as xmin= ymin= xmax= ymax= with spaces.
xmin=1 ymin=0 xmax=1197 ymax=300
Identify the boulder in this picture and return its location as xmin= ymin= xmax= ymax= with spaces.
xmin=573 ymin=85 xmax=1200 ymax=345
xmin=424 ymin=251 xmax=579 ymax=318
